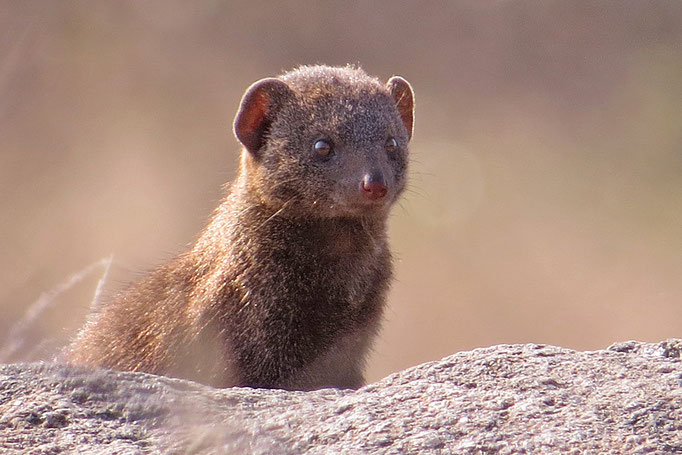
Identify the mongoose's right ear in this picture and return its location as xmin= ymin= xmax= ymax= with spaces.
xmin=386 ymin=76 xmax=414 ymax=140
xmin=234 ymin=78 xmax=294 ymax=155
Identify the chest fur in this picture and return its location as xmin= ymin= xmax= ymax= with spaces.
xmin=204 ymin=216 xmax=392 ymax=387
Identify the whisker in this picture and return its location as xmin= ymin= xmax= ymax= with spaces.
xmin=252 ymin=197 xmax=296 ymax=232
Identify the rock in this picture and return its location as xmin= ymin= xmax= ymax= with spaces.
xmin=1 ymin=340 xmax=681 ymax=454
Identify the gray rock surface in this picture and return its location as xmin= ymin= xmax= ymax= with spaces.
xmin=1 ymin=340 xmax=681 ymax=454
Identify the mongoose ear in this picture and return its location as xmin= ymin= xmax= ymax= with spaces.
xmin=386 ymin=76 xmax=414 ymax=140
xmin=234 ymin=78 xmax=294 ymax=155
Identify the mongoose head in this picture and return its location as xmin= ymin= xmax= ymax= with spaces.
xmin=234 ymin=65 xmax=414 ymax=219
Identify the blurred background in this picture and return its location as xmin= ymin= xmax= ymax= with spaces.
xmin=1 ymin=1 xmax=681 ymax=382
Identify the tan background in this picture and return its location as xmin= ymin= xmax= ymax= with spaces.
xmin=1 ymin=1 xmax=681 ymax=382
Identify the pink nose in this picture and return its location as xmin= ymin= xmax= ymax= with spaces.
xmin=362 ymin=174 xmax=388 ymax=200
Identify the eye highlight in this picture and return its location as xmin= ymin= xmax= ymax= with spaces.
xmin=314 ymin=139 xmax=333 ymax=157
xmin=385 ymin=137 xmax=398 ymax=153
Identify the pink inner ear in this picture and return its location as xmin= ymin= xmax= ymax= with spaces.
xmin=234 ymin=78 xmax=294 ymax=153
xmin=243 ymin=92 xmax=269 ymax=136
xmin=236 ymin=90 xmax=271 ymax=153
xmin=387 ymin=77 xmax=414 ymax=140
xmin=396 ymin=95 xmax=413 ymax=138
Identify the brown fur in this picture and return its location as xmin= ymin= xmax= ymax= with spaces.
xmin=65 ymin=65 xmax=414 ymax=390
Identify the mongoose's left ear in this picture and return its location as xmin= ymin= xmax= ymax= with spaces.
xmin=234 ymin=78 xmax=294 ymax=156
xmin=386 ymin=76 xmax=414 ymax=140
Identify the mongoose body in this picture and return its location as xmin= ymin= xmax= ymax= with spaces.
xmin=66 ymin=65 xmax=414 ymax=390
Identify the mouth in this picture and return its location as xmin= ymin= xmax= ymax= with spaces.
xmin=335 ymin=195 xmax=394 ymax=217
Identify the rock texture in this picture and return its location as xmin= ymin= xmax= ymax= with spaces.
xmin=1 ymin=340 xmax=681 ymax=454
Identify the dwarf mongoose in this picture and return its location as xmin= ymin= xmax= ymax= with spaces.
xmin=65 ymin=65 xmax=414 ymax=390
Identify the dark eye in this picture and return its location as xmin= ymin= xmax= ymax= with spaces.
xmin=314 ymin=139 xmax=333 ymax=157
xmin=385 ymin=137 xmax=398 ymax=153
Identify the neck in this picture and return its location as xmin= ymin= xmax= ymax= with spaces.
xmin=193 ymin=181 xmax=388 ymax=269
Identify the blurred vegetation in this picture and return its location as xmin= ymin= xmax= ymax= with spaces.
xmin=1 ymin=1 xmax=681 ymax=382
